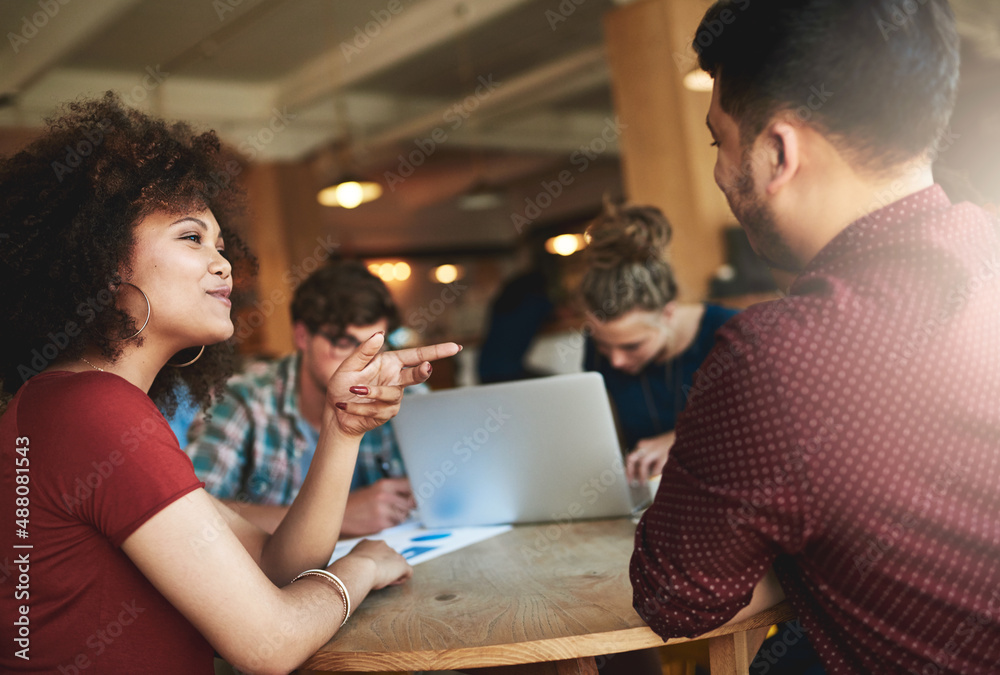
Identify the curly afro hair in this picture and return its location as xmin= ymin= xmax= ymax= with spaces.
xmin=0 ymin=92 xmax=256 ymax=415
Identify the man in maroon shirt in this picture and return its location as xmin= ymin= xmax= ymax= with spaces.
xmin=630 ymin=1 xmax=1000 ymax=673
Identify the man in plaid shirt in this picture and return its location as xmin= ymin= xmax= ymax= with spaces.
xmin=185 ymin=261 xmax=418 ymax=536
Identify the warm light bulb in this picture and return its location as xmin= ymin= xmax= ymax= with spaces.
xmin=393 ymin=262 xmax=411 ymax=281
xmin=551 ymin=234 xmax=581 ymax=256
xmin=683 ymin=68 xmax=714 ymax=92
xmin=367 ymin=263 xmax=380 ymax=276
xmin=434 ymin=264 xmax=459 ymax=284
xmin=335 ymin=181 xmax=364 ymax=209
xmin=378 ymin=262 xmax=396 ymax=281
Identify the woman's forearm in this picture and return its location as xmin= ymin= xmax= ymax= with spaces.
xmin=259 ymin=408 xmax=358 ymax=584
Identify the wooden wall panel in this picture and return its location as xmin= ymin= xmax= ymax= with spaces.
xmin=603 ymin=0 xmax=734 ymax=300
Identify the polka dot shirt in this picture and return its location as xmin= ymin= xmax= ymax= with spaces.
xmin=630 ymin=186 xmax=1000 ymax=674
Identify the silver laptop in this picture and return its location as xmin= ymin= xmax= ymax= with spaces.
xmin=392 ymin=372 xmax=650 ymax=528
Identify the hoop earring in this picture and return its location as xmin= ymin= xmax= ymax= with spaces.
xmin=169 ymin=345 xmax=205 ymax=368
xmin=109 ymin=282 xmax=151 ymax=341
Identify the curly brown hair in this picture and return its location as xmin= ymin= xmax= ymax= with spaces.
xmin=0 ymin=92 xmax=256 ymax=415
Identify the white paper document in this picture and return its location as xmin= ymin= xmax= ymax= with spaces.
xmin=329 ymin=521 xmax=512 ymax=566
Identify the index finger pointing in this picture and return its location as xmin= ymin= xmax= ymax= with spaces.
xmin=392 ymin=342 xmax=462 ymax=367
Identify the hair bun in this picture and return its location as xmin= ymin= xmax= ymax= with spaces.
xmin=583 ymin=198 xmax=673 ymax=270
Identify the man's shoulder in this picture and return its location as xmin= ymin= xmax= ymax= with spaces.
xmin=716 ymin=297 xmax=816 ymax=351
xmin=683 ymin=297 xmax=820 ymax=403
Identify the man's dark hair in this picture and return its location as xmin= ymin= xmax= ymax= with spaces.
xmin=695 ymin=0 xmax=960 ymax=171
xmin=291 ymin=261 xmax=401 ymax=338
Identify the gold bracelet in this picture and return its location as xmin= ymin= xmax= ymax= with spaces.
xmin=291 ymin=569 xmax=351 ymax=627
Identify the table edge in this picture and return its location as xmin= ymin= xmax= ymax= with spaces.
xmin=300 ymin=602 xmax=795 ymax=672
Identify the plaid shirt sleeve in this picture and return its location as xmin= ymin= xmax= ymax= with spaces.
xmin=184 ymin=389 xmax=254 ymax=499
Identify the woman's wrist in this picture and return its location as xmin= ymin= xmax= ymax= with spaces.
xmin=320 ymin=406 xmax=356 ymax=440
xmin=327 ymin=552 xmax=378 ymax=595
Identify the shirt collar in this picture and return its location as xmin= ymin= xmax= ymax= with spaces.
xmin=797 ymin=184 xmax=952 ymax=280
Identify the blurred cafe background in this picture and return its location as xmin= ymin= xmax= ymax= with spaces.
xmin=1 ymin=0 xmax=997 ymax=388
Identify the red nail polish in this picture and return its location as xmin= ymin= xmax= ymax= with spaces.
xmin=349 ymin=385 xmax=369 ymax=395
xmin=335 ymin=402 xmax=347 ymax=410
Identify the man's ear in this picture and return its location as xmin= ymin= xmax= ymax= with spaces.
xmin=660 ymin=301 xmax=677 ymax=323
xmin=292 ymin=322 xmax=311 ymax=352
xmin=762 ymin=120 xmax=801 ymax=196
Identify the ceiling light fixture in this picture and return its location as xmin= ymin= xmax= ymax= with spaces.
xmin=456 ymin=181 xmax=504 ymax=211
xmin=316 ymin=33 xmax=383 ymax=210
xmin=317 ymin=175 xmax=383 ymax=209
xmin=368 ymin=260 xmax=411 ymax=282
xmin=545 ymin=234 xmax=587 ymax=257
xmin=683 ymin=68 xmax=714 ymax=93
xmin=432 ymin=264 xmax=463 ymax=284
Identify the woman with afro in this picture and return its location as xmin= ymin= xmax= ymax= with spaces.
xmin=0 ymin=93 xmax=459 ymax=674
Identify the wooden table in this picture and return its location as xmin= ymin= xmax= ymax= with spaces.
xmin=296 ymin=518 xmax=794 ymax=675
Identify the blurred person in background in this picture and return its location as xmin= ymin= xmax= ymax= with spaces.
xmin=477 ymin=229 xmax=559 ymax=384
xmin=579 ymin=200 xmax=738 ymax=486
xmin=186 ymin=261 xmax=420 ymax=536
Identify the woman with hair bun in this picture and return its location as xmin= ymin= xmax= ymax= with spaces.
xmin=0 ymin=93 xmax=459 ymax=674
xmin=580 ymin=200 xmax=738 ymax=487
